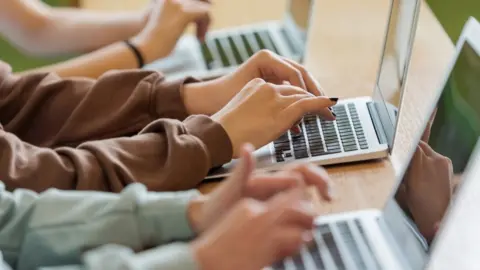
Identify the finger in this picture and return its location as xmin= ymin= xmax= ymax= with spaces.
xmin=418 ymin=141 xmax=436 ymax=157
xmin=318 ymin=107 xmax=336 ymax=121
xmin=282 ymin=57 xmax=323 ymax=96
xmin=245 ymin=77 xmax=267 ymax=88
xmin=272 ymin=227 xmax=310 ymax=260
xmin=267 ymin=189 xmax=315 ymax=228
xmin=260 ymin=52 xmax=307 ymax=91
xmin=183 ymin=0 xmax=212 ymax=19
xmin=229 ymin=143 xmax=256 ymax=184
xmin=216 ymin=144 xmax=256 ymax=205
xmin=245 ymin=171 xmax=306 ymax=200
xmin=405 ymin=145 xmax=425 ymax=190
xmin=291 ymin=164 xmax=334 ymax=201
xmin=282 ymin=97 xmax=337 ymax=124
xmin=193 ymin=0 xmax=212 ymax=42
xmin=195 ymin=14 xmax=211 ymax=42
xmin=421 ymin=109 xmax=437 ymax=143
xmin=274 ymin=84 xmax=314 ymax=97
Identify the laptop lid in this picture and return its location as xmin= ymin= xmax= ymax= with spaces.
xmin=425 ymin=140 xmax=480 ymax=270
xmin=281 ymin=0 xmax=315 ymax=62
xmin=424 ymin=16 xmax=480 ymax=270
xmin=371 ymin=0 xmax=421 ymax=149
xmin=383 ymin=16 xmax=480 ymax=269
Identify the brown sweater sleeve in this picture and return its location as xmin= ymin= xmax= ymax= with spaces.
xmin=0 ymin=62 xmax=233 ymax=192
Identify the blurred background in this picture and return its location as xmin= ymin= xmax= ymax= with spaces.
xmin=1 ymin=0 xmax=478 ymax=72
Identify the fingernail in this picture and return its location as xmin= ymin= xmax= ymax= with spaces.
xmin=328 ymin=107 xmax=333 ymax=111
xmin=332 ymin=112 xmax=337 ymax=118
xmin=291 ymin=125 xmax=302 ymax=134
xmin=329 ymin=97 xmax=339 ymax=103
xmin=302 ymin=231 xmax=314 ymax=243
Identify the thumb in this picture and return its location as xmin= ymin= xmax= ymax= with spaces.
xmin=229 ymin=143 xmax=256 ymax=186
xmin=184 ymin=0 xmax=212 ymax=20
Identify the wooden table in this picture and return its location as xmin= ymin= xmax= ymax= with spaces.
xmin=80 ymin=0 xmax=454 ymax=214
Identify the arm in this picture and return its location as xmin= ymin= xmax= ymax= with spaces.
xmin=0 ymin=0 xmax=147 ymax=56
xmin=16 ymin=41 xmax=149 ymax=79
xmin=0 ymin=183 xmax=200 ymax=269
xmin=0 ymin=62 xmax=232 ymax=192
xmin=14 ymin=0 xmax=212 ymax=79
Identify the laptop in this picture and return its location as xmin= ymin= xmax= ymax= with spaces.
xmin=144 ymin=0 xmax=315 ymax=80
xmin=426 ymin=136 xmax=480 ymax=270
xmin=268 ymin=16 xmax=480 ymax=270
xmin=206 ymin=0 xmax=421 ymax=178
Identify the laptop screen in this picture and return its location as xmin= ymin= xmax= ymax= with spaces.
xmin=372 ymin=0 xmax=420 ymax=148
xmin=282 ymin=0 xmax=313 ymax=61
xmin=385 ymin=34 xmax=480 ymax=269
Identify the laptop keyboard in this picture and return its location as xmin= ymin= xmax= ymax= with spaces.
xmin=274 ymin=103 xmax=369 ymax=163
xmin=272 ymin=220 xmax=382 ymax=270
xmin=200 ymin=29 xmax=281 ymax=70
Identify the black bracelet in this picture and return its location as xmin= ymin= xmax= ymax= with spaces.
xmin=124 ymin=40 xmax=145 ymax=68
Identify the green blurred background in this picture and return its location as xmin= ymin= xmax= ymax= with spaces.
xmin=1 ymin=0 xmax=479 ymax=72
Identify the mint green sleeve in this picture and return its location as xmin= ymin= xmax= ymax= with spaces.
xmin=38 ymin=243 xmax=198 ymax=270
xmin=0 ymin=183 xmax=200 ymax=270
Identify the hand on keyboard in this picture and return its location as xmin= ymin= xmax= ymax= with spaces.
xmin=211 ymin=78 xmax=338 ymax=157
xmin=182 ymin=50 xmax=336 ymax=120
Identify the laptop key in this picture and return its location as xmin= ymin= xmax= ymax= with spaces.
xmin=214 ymin=38 xmax=231 ymax=67
xmin=227 ymin=36 xmax=244 ymax=65
xmin=200 ymin=42 xmax=215 ymax=70
xmin=240 ymin=34 xmax=255 ymax=57
xmin=253 ymin=31 xmax=267 ymax=50
xmin=318 ymin=224 xmax=346 ymax=270
xmin=292 ymin=254 xmax=306 ymax=270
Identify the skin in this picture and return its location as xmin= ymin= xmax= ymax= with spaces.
xmin=182 ymin=50 xmax=337 ymax=157
xmin=187 ymin=144 xmax=333 ymax=270
xmin=6 ymin=0 xmax=212 ymax=78
xmin=396 ymin=110 xmax=453 ymax=242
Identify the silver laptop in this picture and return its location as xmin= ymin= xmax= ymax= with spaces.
xmin=206 ymin=0 xmax=421 ymax=178
xmin=145 ymin=0 xmax=314 ymax=79
xmin=269 ymin=17 xmax=480 ymax=270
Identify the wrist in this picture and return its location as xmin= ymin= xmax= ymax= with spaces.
xmin=182 ymin=80 xmax=222 ymax=115
xmin=211 ymin=113 xmax=240 ymax=158
xmin=130 ymin=36 xmax=157 ymax=64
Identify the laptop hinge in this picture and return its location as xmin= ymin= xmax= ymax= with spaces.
xmin=367 ymin=102 xmax=388 ymax=145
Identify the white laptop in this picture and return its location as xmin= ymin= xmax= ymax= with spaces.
xmin=206 ymin=0 xmax=421 ymax=178
xmin=269 ymin=17 xmax=480 ymax=270
xmin=145 ymin=0 xmax=315 ymax=80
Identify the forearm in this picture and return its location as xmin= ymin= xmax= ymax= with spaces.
xmin=0 ymin=183 xmax=200 ymax=269
xmin=34 ymin=8 xmax=146 ymax=55
xmin=19 ymin=41 xmax=142 ymax=79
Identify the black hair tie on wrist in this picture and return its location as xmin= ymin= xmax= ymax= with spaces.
xmin=124 ymin=40 xmax=145 ymax=68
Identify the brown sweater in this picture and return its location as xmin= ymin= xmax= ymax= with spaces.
xmin=0 ymin=62 xmax=232 ymax=192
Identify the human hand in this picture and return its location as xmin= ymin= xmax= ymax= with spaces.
xmin=132 ymin=0 xmax=211 ymax=63
xmin=208 ymin=77 xmax=337 ymax=157
xmin=192 ymin=188 xmax=316 ymax=270
xmin=188 ymin=144 xmax=333 ymax=234
xmin=396 ymin=141 xmax=453 ymax=241
xmin=182 ymin=50 xmax=335 ymax=119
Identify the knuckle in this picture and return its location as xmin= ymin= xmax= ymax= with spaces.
xmin=261 ymin=82 xmax=277 ymax=94
xmin=237 ymin=198 xmax=260 ymax=217
xmin=257 ymin=49 xmax=275 ymax=59
xmin=250 ymin=77 xmax=266 ymax=85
